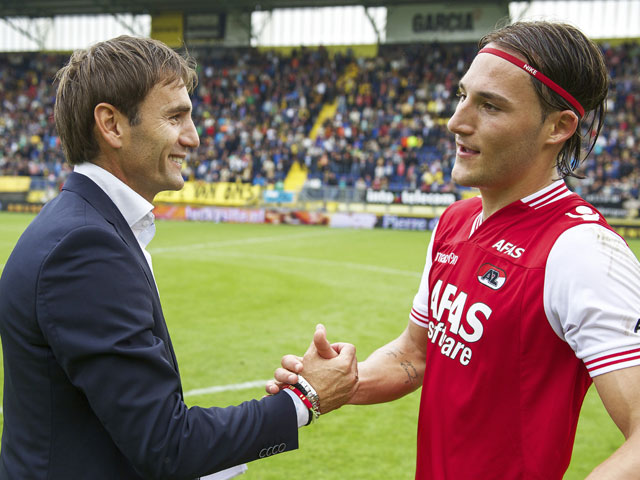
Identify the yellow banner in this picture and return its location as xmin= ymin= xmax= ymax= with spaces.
xmin=151 ymin=13 xmax=184 ymax=48
xmin=155 ymin=182 xmax=262 ymax=206
xmin=26 ymin=190 xmax=45 ymax=203
xmin=0 ymin=176 xmax=31 ymax=192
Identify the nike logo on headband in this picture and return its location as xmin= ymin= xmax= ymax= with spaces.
xmin=478 ymin=47 xmax=585 ymax=117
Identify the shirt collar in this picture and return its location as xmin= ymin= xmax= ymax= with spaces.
xmin=74 ymin=162 xmax=154 ymax=229
xmin=520 ymin=179 xmax=570 ymax=208
xmin=473 ymin=179 xmax=569 ymax=235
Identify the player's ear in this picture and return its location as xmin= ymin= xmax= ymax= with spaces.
xmin=546 ymin=110 xmax=579 ymax=146
xmin=94 ymin=103 xmax=126 ymax=149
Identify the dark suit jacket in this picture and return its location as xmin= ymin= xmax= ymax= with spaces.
xmin=0 ymin=172 xmax=298 ymax=479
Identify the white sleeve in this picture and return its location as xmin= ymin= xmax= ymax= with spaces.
xmin=282 ymin=388 xmax=310 ymax=428
xmin=544 ymin=223 xmax=640 ymax=377
xmin=410 ymin=221 xmax=438 ymax=327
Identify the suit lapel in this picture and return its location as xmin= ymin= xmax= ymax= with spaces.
xmin=63 ymin=173 xmax=155 ymax=286
xmin=62 ymin=173 xmax=182 ymax=378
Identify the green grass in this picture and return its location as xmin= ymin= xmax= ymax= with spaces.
xmin=1 ymin=211 xmax=638 ymax=478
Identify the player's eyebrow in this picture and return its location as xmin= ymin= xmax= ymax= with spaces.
xmin=165 ymin=103 xmax=192 ymax=115
xmin=459 ymin=81 xmax=512 ymax=105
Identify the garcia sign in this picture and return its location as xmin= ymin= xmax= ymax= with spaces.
xmin=412 ymin=12 xmax=474 ymax=33
xmin=387 ymin=4 xmax=507 ymax=43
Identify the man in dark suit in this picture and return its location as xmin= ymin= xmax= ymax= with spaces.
xmin=0 ymin=36 xmax=357 ymax=479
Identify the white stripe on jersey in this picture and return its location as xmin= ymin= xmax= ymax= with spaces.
xmin=410 ymin=307 xmax=429 ymax=327
xmin=585 ymin=347 xmax=640 ymax=376
xmin=469 ymin=212 xmax=483 ymax=237
xmin=469 ymin=181 xmax=574 ymax=238
xmin=522 ymin=180 xmax=573 ymax=209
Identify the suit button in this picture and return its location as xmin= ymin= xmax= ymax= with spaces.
xmin=259 ymin=443 xmax=286 ymax=458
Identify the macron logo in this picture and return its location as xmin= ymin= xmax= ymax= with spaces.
xmin=435 ymin=252 xmax=458 ymax=265
xmin=523 ymin=64 xmax=538 ymax=75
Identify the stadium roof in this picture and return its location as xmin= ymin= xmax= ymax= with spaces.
xmin=0 ymin=0 xmax=509 ymax=17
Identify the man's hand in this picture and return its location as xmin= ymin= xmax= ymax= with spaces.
xmin=266 ymin=324 xmax=358 ymax=414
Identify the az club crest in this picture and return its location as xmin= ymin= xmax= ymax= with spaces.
xmin=476 ymin=264 xmax=506 ymax=290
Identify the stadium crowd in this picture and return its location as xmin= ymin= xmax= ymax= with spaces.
xmin=0 ymin=40 xmax=638 ymax=202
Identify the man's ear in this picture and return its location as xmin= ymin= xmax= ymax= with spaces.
xmin=94 ymin=103 xmax=126 ymax=149
xmin=546 ymin=110 xmax=579 ymax=146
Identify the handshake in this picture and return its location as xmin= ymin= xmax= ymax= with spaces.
xmin=266 ymin=324 xmax=359 ymax=416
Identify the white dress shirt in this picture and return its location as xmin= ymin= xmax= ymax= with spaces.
xmin=74 ymin=163 xmax=156 ymax=277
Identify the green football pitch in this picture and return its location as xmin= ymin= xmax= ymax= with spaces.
xmin=1 ymin=211 xmax=637 ymax=479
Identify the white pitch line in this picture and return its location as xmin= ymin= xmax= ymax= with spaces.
xmin=184 ymin=380 xmax=269 ymax=398
xmin=150 ymin=229 xmax=336 ymax=254
xmin=209 ymin=251 xmax=422 ymax=278
xmin=0 ymin=381 xmax=270 ymax=415
xmin=150 ymin=229 xmax=421 ymax=277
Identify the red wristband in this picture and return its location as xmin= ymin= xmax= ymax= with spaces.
xmin=286 ymin=384 xmax=314 ymax=411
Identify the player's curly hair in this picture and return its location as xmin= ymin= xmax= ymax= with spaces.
xmin=54 ymin=35 xmax=198 ymax=165
xmin=479 ymin=21 xmax=609 ymax=178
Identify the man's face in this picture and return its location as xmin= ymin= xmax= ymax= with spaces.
xmin=447 ymin=44 xmax=555 ymax=199
xmin=118 ymin=81 xmax=199 ymax=202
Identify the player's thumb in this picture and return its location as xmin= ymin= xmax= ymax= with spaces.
xmin=314 ymin=323 xmax=338 ymax=359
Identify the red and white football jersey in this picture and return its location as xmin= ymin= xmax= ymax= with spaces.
xmin=410 ymin=180 xmax=640 ymax=479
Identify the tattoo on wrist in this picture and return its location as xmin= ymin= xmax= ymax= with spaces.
xmin=400 ymin=361 xmax=418 ymax=384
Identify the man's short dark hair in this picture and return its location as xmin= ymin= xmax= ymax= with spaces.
xmin=54 ymin=35 xmax=198 ymax=165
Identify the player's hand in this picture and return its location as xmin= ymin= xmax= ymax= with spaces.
xmin=298 ymin=324 xmax=358 ymax=413
xmin=266 ymin=324 xmax=358 ymax=413
xmin=266 ymin=324 xmax=340 ymax=393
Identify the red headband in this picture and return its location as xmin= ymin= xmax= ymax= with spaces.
xmin=478 ymin=47 xmax=585 ymax=117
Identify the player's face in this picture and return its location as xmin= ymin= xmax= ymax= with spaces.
xmin=447 ymin=45 xmax=556 ymax=202
xmin=119 ymin=81 xmax=199 ymax=202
